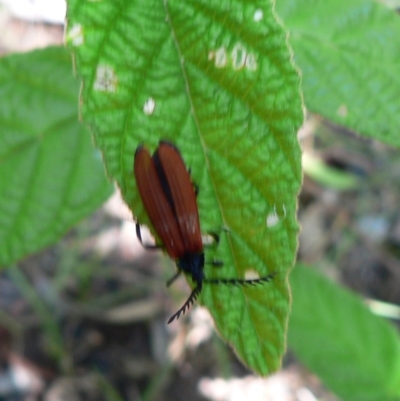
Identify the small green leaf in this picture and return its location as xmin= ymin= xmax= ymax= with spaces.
xmin=289 ymin=265 xmax=400 ymax=401
xmin=302 ymin=153 xmax=359 ymax=190
xmin=0 ymin=47 xmax=113 ymax=267
xmin=66 ymin=0 xmax=302 ymax=374
xmin=276 ymin=0 xmax=400 ymax=147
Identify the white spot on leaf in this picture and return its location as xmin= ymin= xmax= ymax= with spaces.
xmin=232 ymin=43 xmax=258 ymax=71
xmin=244 ymin=269 xmax=260 ymax=280
xmin=208 ymin=47 xmax=228 ymax=68
xmin=94 ymin=65 xmax=118 ymax=92
xmin=66 ymin=24 xmax=83 ymax=46
xmin=253 ymin=9 xmax=263 ymax=22
xmin=266 ymin=204 xmax=287 ymax=228
xmin=209 ymin=44 xmax=257 ymax=71
xmin=201 ymin=233 xmax=218 ymax=246
xmin=245 ymin=53 xmax=257 ymax=70
xmin=143 ymin=97 xmax=156 ymax=115
xmin=231 ymin=43 xmax=247 ymax=70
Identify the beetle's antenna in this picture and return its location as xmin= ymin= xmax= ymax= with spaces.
xmin=167 ymin=285 xmax=202 ymax=324
xmin=166 ymin=270 xmax=182 ymax=287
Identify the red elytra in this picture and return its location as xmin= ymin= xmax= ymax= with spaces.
xmin=134 ymin=141 xmax=274 ymax=323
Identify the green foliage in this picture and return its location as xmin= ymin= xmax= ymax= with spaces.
xmin=0 ymin=47 xmax=113 ymax=267
xmin=289 ymin=265 xmax=400 ymax=401
xmin=276 ymin=0 xmax=400 ymax=147
xmin=275 ymin=0 xmax=400 ymax=394
xmin=65 ymin=0 xmax=302 ymax=375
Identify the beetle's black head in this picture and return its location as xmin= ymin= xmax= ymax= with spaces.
xmin=177 ymin=252 xmax=205 ymax=286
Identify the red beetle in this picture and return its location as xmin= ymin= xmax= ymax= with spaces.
xmin=134 ymin=141 xmax=274 ymax=323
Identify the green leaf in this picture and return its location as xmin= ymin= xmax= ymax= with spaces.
xmin=289 ymin=265 xmax=400 ymax=401
xmin=66 ymin=0 xmax=302 ymax=375
xmin=276 ymin=0 xmax=400 ymax=148
xmin=302 ymin=153 xmax=359 ymax=190
xmin=0 ymin=47 xmax=113 ymax=267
